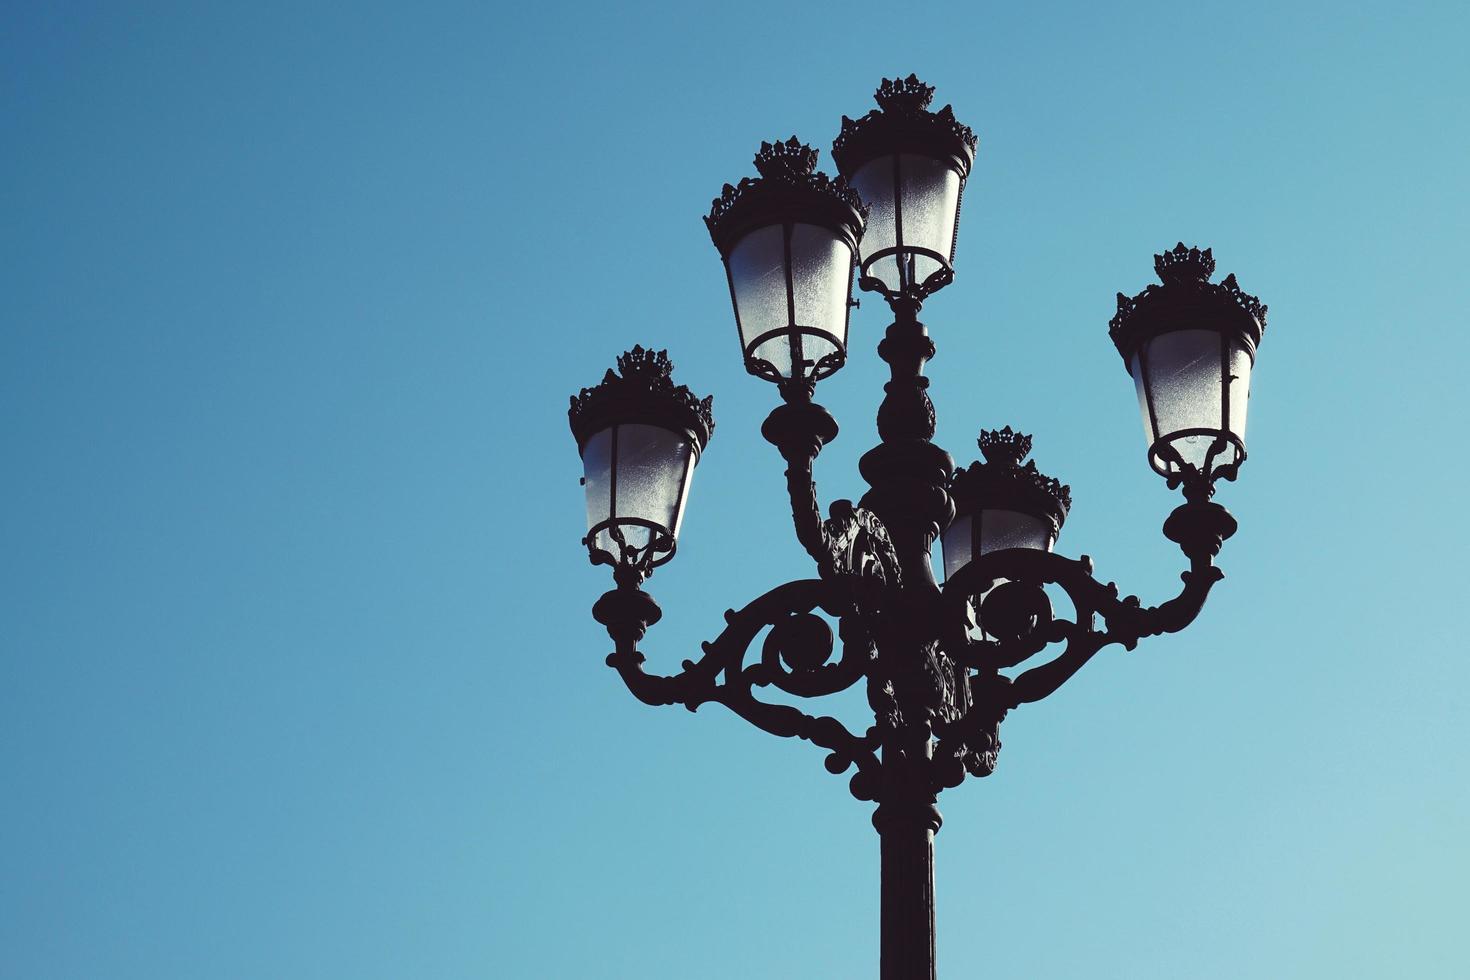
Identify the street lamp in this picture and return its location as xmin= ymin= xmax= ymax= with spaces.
xmin=706 ymin=136 xmax=867 ymax=390
xmin=568 ymin=76 xmax=1270 ymax=980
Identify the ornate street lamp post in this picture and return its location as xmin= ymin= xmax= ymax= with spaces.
xmin=568 ymin=76 xmax=1270 ymax=979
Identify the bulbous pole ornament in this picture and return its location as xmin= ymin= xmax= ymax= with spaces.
xmin=565 ymin=78 xmax=1271 ymax=980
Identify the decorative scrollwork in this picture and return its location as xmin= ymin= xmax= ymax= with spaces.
xmin=568 ymin=345 xmax=714 ymax=448
xmin=601 ymin=578 xmax=880 ymax=788
xmin=1108 ymin=243 xmax=1266 ymax=369
xmin=929 ymin=522 xmax=1229 ymax=788
xmin=705 ymin=137 xmax=868 ymax=234
xmin=821 ymin=501 xmax=902 ymax=594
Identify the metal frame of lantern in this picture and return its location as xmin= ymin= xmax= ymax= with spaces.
xmin=568 ymin=76 xmax=1271 ymax=980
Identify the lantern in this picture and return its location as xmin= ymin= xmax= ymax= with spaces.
xmin=831 ymin=74 xmax=977 ymax=300
xmin=705 ymin=138 xmax=867 ymax=388
xmin=568 ymin=347 xmax=714 ymax=572
xmin=942 ymin=427 xmax=1070 ymax=581
xmin=1109 ymin=244 xmax=1268 ymax=487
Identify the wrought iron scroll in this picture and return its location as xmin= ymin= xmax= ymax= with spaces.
xmin=931 ymin=502 xmax=1230 ymax=788
xmin=602 ymin=578 xmax=882 ymax=789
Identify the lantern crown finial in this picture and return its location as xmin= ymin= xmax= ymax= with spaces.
xmin=569 ymin=345 xmax=715 ymax=451
xmin=832 ymin=76 xmax=977 ymax=180
xmin=952 ymin=428 xmax=1072 ymax=533
xmin=874 ymin=74 xmax=936 ymax=113
xmin=705 ymin=141 xmax=867 ymax=257
xmin=978 ymin=426 xmax=1033 ymax=468
xmin=753 ymin=137 xmax=819 ymax=181
xmin=614 ymin=344 xmax=675 ymax=384
xmin=1109 ymin=245 xmax=1268 ymax=370
xmin=1153 ymin=243 xmax=1216 ymax=285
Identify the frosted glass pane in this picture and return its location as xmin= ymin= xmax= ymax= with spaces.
xmin=1143 ymin=329 xmax=1225 ymax=469
xmin=1130 ymin=352 xmax=1155 ymax=444
xmin=1227 ymin=342 xmax=1253 ymax=445
xmin=790 ymin=223 xmax=851 ymax=341
xmin=793 ymin=334 xmax=840 ymax=376
xmin=670 ymin=453 xmax=695 ymax=539
xmin=851 ymin=157 xmax=896 ymax=268
xmin=614 ymin=423 xmax=693 ymax=532
xmin=942 ymin=514 xmax=973 ymax=580
xmin=598 ymin=524 xmax=649 ymax=554
xmin=749 ymin=335 xmax=795 ymax=378
xmin=864 ymin=253 xmax=901 ymax=291
xmin=898 ymin=154 xmax=961 ymax=283
xmin=728 ymin=225 xmax=789 ymax=350
xmin=581 ymin=428 xmax=612 ymax=532
xmin=977 ymin=509 xmax=1052 ymax=555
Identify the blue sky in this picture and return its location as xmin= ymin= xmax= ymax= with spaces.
xmin=3 ymin=2 xmax=1467 ymax=977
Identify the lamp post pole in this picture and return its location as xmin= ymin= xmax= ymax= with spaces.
xmin=568 ymin=76 xmax=1270 ymax=979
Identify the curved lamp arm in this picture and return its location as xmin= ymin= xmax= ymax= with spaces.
xmin=594 ymin=577 xmax=882 ymax=784
xmin=929 ymin=499 xmax=1238 ymax=786
xmin=761 ymin=397 xmax=840 ymax=567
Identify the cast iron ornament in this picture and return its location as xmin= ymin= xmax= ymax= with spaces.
xmin=1109 ymin=242 xmax=1268 ymax=365
xmin=568 ymin=345 xmax=714 ymax=452
xmin=704 ymin=136 xmax=868 ymax=251
xmin=831 ymin=74 xmax=978 ymax=179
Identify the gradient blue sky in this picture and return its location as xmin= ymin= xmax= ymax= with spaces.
xmin=4 ymin=2 xmax=1468 ymax=978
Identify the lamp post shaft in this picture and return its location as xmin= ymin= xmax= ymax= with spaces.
xmin=859 ymin=302 xmax=953 ymax=587
xmin=859 ymin=300 xmax=956 ymax=977
xmin=879 ymin=817 xmax=937 ymax=979
xmin=875 ymin=739 xmax=941 ymax=980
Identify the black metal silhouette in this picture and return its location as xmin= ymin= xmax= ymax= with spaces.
xmin=570 ymin=77 xmax=1268 ymax=980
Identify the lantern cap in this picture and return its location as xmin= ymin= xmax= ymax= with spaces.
xmin=704 ymin=137 xmax=867 ymax=256
xmin=569 ymin=346 xmax=715 ymax=453
xmin=831 ymin=74 xmax=977 ymax=180
xmin=1109 ymin=243 xmax=1268 ymax=370
xmin=951 ymin=427 xmax=1071 ymax=537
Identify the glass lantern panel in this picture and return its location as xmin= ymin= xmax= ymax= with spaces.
xmin=794 ymin=334 xmax=840 ymax=378
xmin=596 ymin=523 xmax=650 ymax=557
xmin=941 ymin=514 xmax=974 ymax=580
xmin=850 ymin=156 xmax=899 ymax=289
xmin=613 ymin=423 xmax=695 ymax=535
xmin=897 ymin=154 xmax=962 ymax=284
xmin=1227 ymin=340 xmax=1254 ymax=447
xmin=1136 ymin=328 xmax=1226 ymax=470
xmin=977 ymin=509 xmax=1053 ymax=555
xmin=581 ymin=428 xmax=613 ymax=532
xmin=1130 ymin=351 xmax=1155 ymax=444
xmin=728 ymin=225 xmax=790 ymax=352
xmin=747 ymin=335 xmax=795 ymax=379
xmin=670 ymin=450 xmax=696 ymax=538
xmin=789 ymin=223 xmax=851 ymax=339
